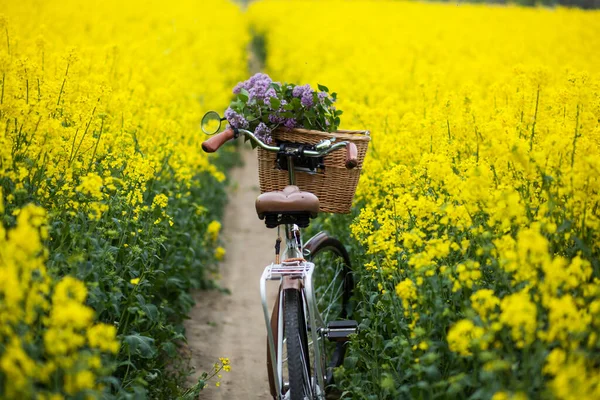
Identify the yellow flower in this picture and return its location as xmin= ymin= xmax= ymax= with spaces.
xmin=447 ymin=319 xmax=486 ymax=356
xmin=76 ymin=173 xmax=104 ymax=200
xmin=207 ymin=220 xmax=221 ymax=241
xmin=87 ymin=323 xmax=119 ymax=354
xmin=53 ymin=276 xmax=88 ymax=305
xmin=395 ymin=278 xmax=417 ymax=309
xmin=130 ymin=277 xmax=141 ymax=285
xmin=499 ymin=291 xmax=537 ymax=348
xmin=471 ymin=289 xmax=500 ymax=322
xmin=65 ymin=370 xmax=95 ymax=395
xmin=152 ymin=193 xmax=169 ymax=209
xmin=492 ymin=392 xmax=510 ymax=400
xmin=215 ymin=246 xmax=226 ymax=261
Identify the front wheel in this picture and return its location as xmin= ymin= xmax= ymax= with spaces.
xmin=305 ymin=232 xmax=354 ymax=388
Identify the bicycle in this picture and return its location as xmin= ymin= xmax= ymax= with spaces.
xmin=201 ymin=111 xmax=368 ymax=400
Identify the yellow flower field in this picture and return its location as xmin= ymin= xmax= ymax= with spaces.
xmin=250 ymin=1 xmax=600 ymax=398
xmin=2 ymin=0 xmax=600 ymax=398
xmin=1 ymin=0 xmax=247 ymax=397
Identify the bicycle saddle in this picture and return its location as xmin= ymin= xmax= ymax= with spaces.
xmin=255 ymin=185 xmax=319 ymax=228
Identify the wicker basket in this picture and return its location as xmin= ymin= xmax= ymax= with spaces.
xmin=257 ymin=128 xmax=370 ymax=214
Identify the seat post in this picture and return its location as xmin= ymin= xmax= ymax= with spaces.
xmin=284 ymin=224 xmax=303 ymax=259
xmin=287 ymin=156 xmax=296 ymax=185
xmin=285 ymin=157 xmax=300 ymax=258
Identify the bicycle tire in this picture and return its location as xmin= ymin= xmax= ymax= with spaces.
xmin=284 ymin=288 xmax=312 ymax=400
xmin=306 ymin=234 xmax=354 ymax=387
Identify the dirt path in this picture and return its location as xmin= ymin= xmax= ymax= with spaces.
xmin=185 ymin=148 xmax=278 ymax=399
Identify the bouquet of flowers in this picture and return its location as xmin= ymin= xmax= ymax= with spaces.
xmin=224 ymin=73 xmax=342 ymax=144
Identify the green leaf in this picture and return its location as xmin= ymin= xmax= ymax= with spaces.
xmin=270 ymin=97 xmax=281 ymax=110
xmin=140 ymin=303 xmax=159 ymax=321
xmin=317 ymin=84 xmax=329 ymax=92
xmin=230 ymin=100 xmax=244 ymax=113
xmin=291 ymin=97 xmax=302 ymax=109
xmin=124 ymin=334 xmax=157 ymax=359
xmin=335 ymin=110 xmax=344 ymax=116
xmin=161 ymin=341 xmax=177 ymax=357
xmin=238 ymin=88 xmax=250 ymax=102
xmin=344 ymin=356 xmax=358 ymax=369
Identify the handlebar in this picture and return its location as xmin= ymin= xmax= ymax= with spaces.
xmin=201 ymin=128 xmax=359 ymax=169
xmin=201 ymin=128 xmax=236 ymax=153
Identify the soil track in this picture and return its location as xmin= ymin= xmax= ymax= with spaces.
xmin=185 ymin=148 xmax=278 ymax=399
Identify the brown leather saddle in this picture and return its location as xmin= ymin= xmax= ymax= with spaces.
xmin=255 ymin=185 xmax=319 ymax=228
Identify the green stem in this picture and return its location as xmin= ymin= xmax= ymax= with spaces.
xmin=68 ymin=127 xmax=80 ymax=163
xmin=88 ymin=117 xmax=105 ymax=172
xmin=71 ymin=104 xmax=97 ymax=164
xmin=56 ymin=62 xmax=70 ymax=106
xmin=529 ymin=85 xmax=540 ymax=151
xmin=23 ymin=116 xmax=41 ymax=155
xmin=570 ymin=104 xmax=580 ymax=169
xmin=4 ymin=26 xmax=9 ymax=55
xmin=1 ymin=72 xmax=5 ymax=105
xmin=122 ymin=352 xmax=132 ymax=385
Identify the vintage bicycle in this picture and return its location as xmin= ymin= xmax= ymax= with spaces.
xmin=201 ymin=111 xmax=370 ymax=400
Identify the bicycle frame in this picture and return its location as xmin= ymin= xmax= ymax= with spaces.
xmin=259 ymin=153 xmax=328 ymax=400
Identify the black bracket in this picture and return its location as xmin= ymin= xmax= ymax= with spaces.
xmin=275 ymin=142 xmax=325 ymax=173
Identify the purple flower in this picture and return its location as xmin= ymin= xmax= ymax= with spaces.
xmin=269 ymin=114 xmax=285 ymax=124
xmin=284 ymin=118 xmax=297 ymax=129
xmin=318 ymin=91 xmax=328 ymax=101
xmin=292 ymin=84 xmax=312 ymax=98
xmin=301 ymin=91 xmax=314 ymax=108
xmin=255 ymin=122 xmax=271 ymax=136
xmin=265 ymin=88 xmax=277 ymax=101
xmin=232 ymin=81 xmax=248 ymax=95
xmin=233 ymin=73 xmax=281 ymax=103
xmin=224 ymin=107 xmax=249 ymax=129
xmin=249 ymin=73 xmax=271 ymax=86
xmin=255 ymin=122 xmax=273 ymax=143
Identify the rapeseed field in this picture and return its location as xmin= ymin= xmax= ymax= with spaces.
xmin=250 ymin=1 xmax=600 ymax=398
xmin=2 ymin=0 xmax=599 ymax=398
xmin=0 ymin=0 xmax=247 ymax=397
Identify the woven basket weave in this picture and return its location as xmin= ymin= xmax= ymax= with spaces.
xmin=257 ymin=128 xmax=370 ymax=214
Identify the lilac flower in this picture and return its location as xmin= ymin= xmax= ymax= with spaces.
xmin=249 ymin=73 xmax=271 ymax=86
xmin=233 ymin=73 xmax=280 ymax=103
xmin=255 ymin=122 xmax=273 ymax=144
xmin=265 ymin=88 xmax=277 ymax=101
xmin=227 ymin=73 xmax=341 ymax=137
xmin=232 ymin=81 xmax=248 ymax=95
xmin=224 ymin=107 xmax=249 ymax=129
xmin=269 ymin=113 xmax=285 ymax=124
xmin=292 ymin=84 xmax=312 ymax=98
xmin=284 ymin=118 xmax=297 ymax=129
xmin=301 ymin=91 xmax=314 ymax=108
xmin=255 ymin=122 xmax=271 ymax=136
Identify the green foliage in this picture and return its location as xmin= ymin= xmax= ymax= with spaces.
xmin=0 ymin=148 xmax=237 ymax=398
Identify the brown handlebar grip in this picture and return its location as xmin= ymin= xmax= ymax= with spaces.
xmin=345 ymin=142 xmax=358 ymax=169
xmin=202 ymin=128 xmax=236 ymax=153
